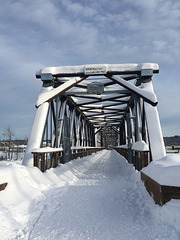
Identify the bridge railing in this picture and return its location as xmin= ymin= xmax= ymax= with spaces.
xmin=32 ymin=147 xmax=105 ymax=172
xmin=114 ymin=147 xmax=150 ymax=171
xmin=32 ymin=145 xmax=150 ymax=172
xmin=31 ymin=147 xmax=63 ymax=172
xmin=70 ymin=147 xmax=105 ymax=160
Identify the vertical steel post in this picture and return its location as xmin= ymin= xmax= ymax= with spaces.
xmin=134 ymin=95 xmax=141 ymax=142
xmin=129 ymin=106 xmax=135 ymax=143
xmin=62 ymin=115 xmax=70 ymax=163
xmin=119 ymin=121 xmax=124 ymax=145
xmin=76 ymin=114 xmax=81 ymax=147
xmin=124 ymin=118 xmax=128 ymax=145
xmin=55 ymin=97 xmax=60 ymax=148
xmin=70 ymin=108 xmax=75 ymax=140
xmin=126 ymin=114 xmax=132 ymax=163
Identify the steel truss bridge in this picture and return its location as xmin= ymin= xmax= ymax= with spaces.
xmin=23 ymin=63 xmax=166 ymax=172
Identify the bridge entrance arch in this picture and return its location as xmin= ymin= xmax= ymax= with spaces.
xmin=23 ymin=63 xmax=166 ymax=171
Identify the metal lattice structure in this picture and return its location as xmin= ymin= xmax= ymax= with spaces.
xmin=23 ymin=63 xmax=166 ymax=169
xmin=100 ymin=126 xmax=119 ymax=147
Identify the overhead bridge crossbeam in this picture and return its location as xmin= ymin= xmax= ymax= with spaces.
xmin=23 ymin=63 xmax=166 ymax=171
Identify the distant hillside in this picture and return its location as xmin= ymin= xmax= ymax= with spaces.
xmin=163 ymin=135 xmax=180 ymax=146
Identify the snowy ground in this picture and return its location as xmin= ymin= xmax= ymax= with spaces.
xmin=0 ymin=150 xmax=180 ymax=240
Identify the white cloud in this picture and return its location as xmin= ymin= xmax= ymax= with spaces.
xmin=61 ymin=0 xmax=97 ymax=17
xmin=153 ymin=40 xmax=167 ymax=51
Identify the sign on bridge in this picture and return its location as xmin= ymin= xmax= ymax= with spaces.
xmin=84 ymin=65 xmax=107 ymax=75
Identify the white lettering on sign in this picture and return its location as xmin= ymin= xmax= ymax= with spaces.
xmin=84 ymin=65 xmax=107 ymax=75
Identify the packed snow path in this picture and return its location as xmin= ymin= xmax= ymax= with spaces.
xmin=26 ymin=150 xmax=178 ymax=240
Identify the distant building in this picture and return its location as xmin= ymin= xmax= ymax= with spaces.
xmin=163 ymin=135 xmax=180 ymax=146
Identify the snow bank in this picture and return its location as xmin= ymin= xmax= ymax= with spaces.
xmin=1 ymin=151 xmax=180 ymax=239
xmin=0 ymin=159 xmax=80 ymax=240
xmin=141 ymin=154 xmax=180 ymax=187
xmin=117 ymin=144 xmax=128 ymax=149
xmin=131 ymin=140 xmax=149 ymax=151
xmin=154 ymin=199 xmax=180 ymax=234
xmin=116 ymin=141 xmax=149 ymax=151
xmin=0 ymin=162 xmax=62 ymax=207
xmin=0 ymin=158 xmax=82 ymax=209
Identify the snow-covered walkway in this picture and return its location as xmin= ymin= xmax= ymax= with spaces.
xmin=28 ymin=150 xmax=178 ymax=239
xmin=0 ymin=150 xmax=180 ymax=239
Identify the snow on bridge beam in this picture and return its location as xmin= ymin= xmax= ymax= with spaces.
xmin=106 ymin=75 xmax=158 ymax=107
xmin=36 ymin=76 xmax=88 ymax=107
xmin=63 ymin=89 xmax=131 ymax=96
xmin=84 ymin=111 xmax=125 ymax=118
xmin=36 ymin=63 xmax=159 ymax=78
xmin=75 ymin=95 xmax=130 ymax=107
xmin=79 ymin=102 xmax=127 ymax=111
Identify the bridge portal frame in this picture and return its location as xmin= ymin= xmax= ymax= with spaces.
xmin=23 ymin=63 xmax=166 ymax=170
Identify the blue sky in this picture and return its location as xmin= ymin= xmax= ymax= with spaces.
xmin=0 ymin=0 xmax=180 ymax=139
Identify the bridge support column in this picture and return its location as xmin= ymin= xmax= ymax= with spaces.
xmin=142 ymin=81 xmax=166 ymax=161
xmin=23 ymin=86 xmax=51 ymax=166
